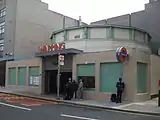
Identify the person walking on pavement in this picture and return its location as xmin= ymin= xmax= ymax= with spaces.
xmin=78 ymin=79 xmax=84 ymax=99
xmin=65 ymin=78 xmax=72 ymax=100
xmin=116 ymin=77 xmax=125 ymax=103
xmin=72 ymin=79 xmax=78 ymax=99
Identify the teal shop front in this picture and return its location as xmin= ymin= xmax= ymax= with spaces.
xmin=100 ymin=62 xmax=123 ymax=93
xmin=77 ymin=64 xmax=95 ymax=91
xmin=72 ymin=50 xmax=150 ymax=102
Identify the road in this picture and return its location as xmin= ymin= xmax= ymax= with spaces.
xmin=0 ymin=93 xmax=159 ymax=120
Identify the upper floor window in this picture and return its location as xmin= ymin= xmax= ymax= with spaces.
xmin=0 ymin=43 xmax=4 ymax=52
xmin=0 ymin=8 xmax=6 ymax=17
xmin=0 ymin=22 xmax=5 ymax=34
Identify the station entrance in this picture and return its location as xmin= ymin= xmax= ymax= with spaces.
xmin=44 ymin=70 xmax=72 ymax=95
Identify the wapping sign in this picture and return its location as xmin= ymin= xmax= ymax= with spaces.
xmin=39 ymin=42 xmax=65 ymax=52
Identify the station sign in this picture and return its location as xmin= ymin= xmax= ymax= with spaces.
xmin=116 ymin=47 xmax=129 ymax=62
xmin=39 ymin=42 xmax=65 ymax=52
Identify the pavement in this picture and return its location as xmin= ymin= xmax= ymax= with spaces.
xmin=0 ymin=88 xmax=160 ymax=117
xmin=0 ymin=93 xmax=160 ymax=120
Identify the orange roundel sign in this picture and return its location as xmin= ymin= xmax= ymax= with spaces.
xmin=116 ymin=47 xmax=129 ymax=62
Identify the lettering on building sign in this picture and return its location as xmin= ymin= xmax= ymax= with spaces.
xmin=40 ymin=42 xmax=65 ymax=52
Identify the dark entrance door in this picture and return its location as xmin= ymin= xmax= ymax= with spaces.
xmin=44 ymin=70 xmax=72 ymax=95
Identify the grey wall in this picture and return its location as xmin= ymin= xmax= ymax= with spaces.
xmin=131 ymin=11 xmax=147 ymax=30
xmin=90 ymin=14 xmax=131 ymax=26
xmin=107 ymin=14 xmax=131 ymax=26
xmin=143 ymin=2 xmax=160 ymax=54
xmin=4 ymin=0 xmax=17 ymax=58
xmin=91 ymin=19 xmax=107 ymax=25
xmin=98 ymin=1 xmax=160 ymax=55
xmin=0 ymin=0 xmax=5 ymax=8
xmin=5 ymin=0 xmax=80 ymax=60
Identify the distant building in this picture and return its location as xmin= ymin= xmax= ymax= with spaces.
xmin=0 ymin=0 xmax=85 ymax=86
xmin=91 ymin=0 xmax=160 ymax=55
xmin=5 ymin=24 xmax=157 ymax=102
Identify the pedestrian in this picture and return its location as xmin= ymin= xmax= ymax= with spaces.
xmin=78 ymin=79 xmax=83 ymax=99
xmin=64 ymin=78 xmax=72 ymax=100
xmin=67 ymin=78 xmax=73 ymax=100
xmin=72 ymin=79 xmax=78 ymax=99
xmin=116 ymin=77 xmax=125 ymax=103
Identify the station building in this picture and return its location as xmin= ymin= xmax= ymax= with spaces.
xmin=5 ymin=25 xmax=160 ymax=102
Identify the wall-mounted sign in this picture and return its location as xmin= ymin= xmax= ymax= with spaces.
xmin=29 ymin=76 xmax=41 ymax=86
xmin=39 ymin=42 xmax=65 ymax=52
xmin=59 ymin=55 xmax=64 ymax=66
xmin=116 ymin=47 xmax=129 ymax=62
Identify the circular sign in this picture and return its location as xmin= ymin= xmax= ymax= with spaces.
xmin=116 ymin=47 xmax=129 ymax=62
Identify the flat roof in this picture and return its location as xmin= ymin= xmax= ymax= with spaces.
xmin=52 ymin=24 xmax=151 ymax=39
xmin=35 ymin=48 xmax=83 ymax=57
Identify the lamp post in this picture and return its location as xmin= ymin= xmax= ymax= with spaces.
xmin=56 ymin=54 xmax=64 ymax=100
xmin=56 ymin=56 xmax=60 ymax=99
xmin=158 ymin=89 xmax=160 ymax=107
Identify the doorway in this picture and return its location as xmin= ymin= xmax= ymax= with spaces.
xmin=44 ymin=70 xmax=72 ymax=95
xmin=0 ymin=61 xmax=6 ymax=87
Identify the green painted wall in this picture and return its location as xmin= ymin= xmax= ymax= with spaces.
xmin=77 ymin=64 xmax=95 ymax=76
xmin=100 ymin=62 xmax=123 ymax=93
xmin=29 ymin=67 xmax=40 ymax=76
xmin=8 ymin=68 xmax=16 ymax=85
xmin=18 ymin=67 xmax=27 ymax=86
xmin=137 ymin=62 xmax=147 ymax=93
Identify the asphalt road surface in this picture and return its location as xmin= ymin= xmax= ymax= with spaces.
xmin=0 ymin=93 xmax=160 ymax=120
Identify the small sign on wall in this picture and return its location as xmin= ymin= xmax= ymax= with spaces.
xmin=29 ymin=76 xmax=41 ymax=86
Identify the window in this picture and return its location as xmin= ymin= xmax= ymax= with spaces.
xmin=0 ymin=45 xmax=4 ymax=51
xmin=0 ymin=39 xmax=4 ymax=44
xmin=0 ymin=26 xmax=4 ymax=33
xmin=0 ymin=33 xmax=4 ymax=40
xmin=0 ymin=8 xmax=6 ymax=17
xmin=0 ymin=22 xmax=5 ymax=35
xmin=78 ymin=76 xmax=95 ymax=89
xmin=77 ymin=64 xmax=95 ymax=90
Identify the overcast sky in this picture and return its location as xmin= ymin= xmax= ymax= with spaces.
xmin=42 ymin=0 xmax=149 ymax=24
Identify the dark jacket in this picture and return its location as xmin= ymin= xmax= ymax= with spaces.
xmin=116 ymin=81 xmax=125 ymax=92
xmin=72 ymin=81 xmax=78 ymax=92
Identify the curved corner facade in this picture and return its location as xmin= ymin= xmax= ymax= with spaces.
xmin=52 ymin=25 xmax=151 ymax=54
xmin=6 ymin=25 xmax=159 ymax=102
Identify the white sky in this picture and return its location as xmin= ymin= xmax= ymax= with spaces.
xmin=42 ymin=0 xmax=149 ymax=24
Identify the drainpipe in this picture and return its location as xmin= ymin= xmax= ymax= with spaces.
xmin=78 ymin=16 xmax=82 ymax=27
xmin=63 ymin=16 xmax=65 ymax=29
xmin=129 ymin=14 xmax=131 ymax=27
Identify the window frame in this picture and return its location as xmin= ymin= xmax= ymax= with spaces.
xmin=77 ymin=76 xmax=95 ymax=91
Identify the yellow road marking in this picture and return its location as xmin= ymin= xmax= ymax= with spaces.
xmin=21 ymin=104 xmax=41 ymax=106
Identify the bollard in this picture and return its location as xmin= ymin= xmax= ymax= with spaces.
xmin=158 ymin=90 xmax=160 ymax=107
